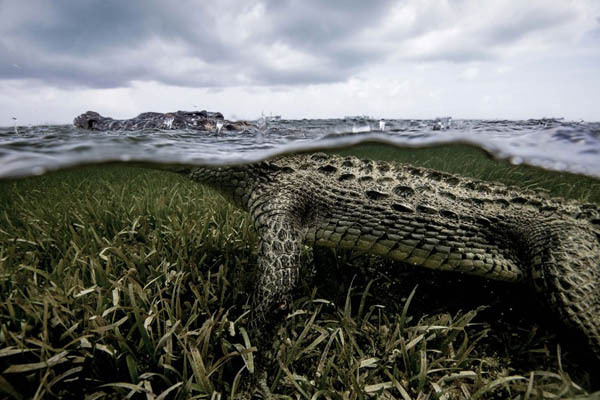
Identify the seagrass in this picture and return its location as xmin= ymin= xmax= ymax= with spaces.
xmin=184 ymin=152 xmax=600 ymax=362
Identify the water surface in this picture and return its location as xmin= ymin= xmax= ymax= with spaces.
xmin=1 ymin=118 xmax=599 ymax=180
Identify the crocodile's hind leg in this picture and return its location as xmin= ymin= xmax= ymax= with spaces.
xmin=525 ymin=219 xmax=600 ymax=359
xmin=246 ymin=191 xmax=309 ymax=396
xmin=252 ymin=214 xmax=305 ymax=330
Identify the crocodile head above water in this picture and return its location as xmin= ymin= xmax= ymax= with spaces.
xmin=73 ymin=110 xmax=248 ymax=131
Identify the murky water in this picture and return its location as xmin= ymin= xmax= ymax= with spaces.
xmin=0 ymin=117 xmax=599 ymax=179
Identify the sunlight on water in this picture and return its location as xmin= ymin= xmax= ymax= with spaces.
xmin=352 ymin=124 xmax=371 ymax=133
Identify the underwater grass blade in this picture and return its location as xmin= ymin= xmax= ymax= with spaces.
xmin=0 ymin=163 xmax=598 ymax=398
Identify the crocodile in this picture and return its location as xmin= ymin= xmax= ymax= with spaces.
xmin=74 ymin=110 xmax=249 ymax=131
xmin=181 ymin=152 xmax=600 ymax=359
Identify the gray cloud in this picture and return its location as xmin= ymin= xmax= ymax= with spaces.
xmin=583 ymin=16 xmax=600 ymax=42
xmin=0 ymin=0 xmax=594 ymax=89
xmin=482 ymin=6 xmax=576 ymax=46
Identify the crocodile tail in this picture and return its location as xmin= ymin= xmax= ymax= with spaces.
xmin=527 ymin=219 xmax=600 ymax=359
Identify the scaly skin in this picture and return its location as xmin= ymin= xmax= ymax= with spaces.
xmin=73 ymin=110 xmax=249 ymax=131
xmin=185 ymin=152 xmax=600 ymax=364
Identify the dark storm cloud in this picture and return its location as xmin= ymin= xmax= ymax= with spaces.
xmin=11 ymin=1 xmax=230 ymax=58
xmin=0 ymin=0 xmax=587 ymax=89
xmin=262 ymin=1 xmax=390 ymax=54
xmin=0 ymin=0 xmax=239 ymax=87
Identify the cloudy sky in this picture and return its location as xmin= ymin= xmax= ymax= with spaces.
xmin=1 ymin=0 xmax=599 ymax=126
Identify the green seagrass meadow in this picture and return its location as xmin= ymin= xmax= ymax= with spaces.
xmin=1 ymin=144 xmax=599 ymax=399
